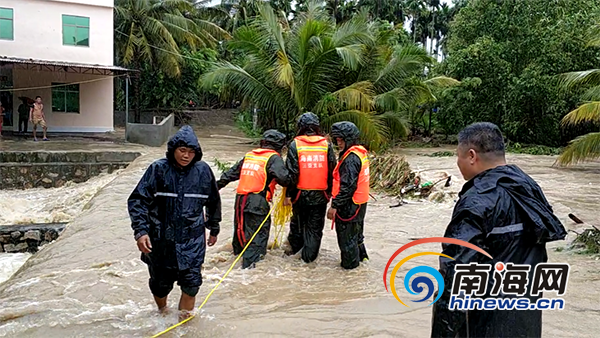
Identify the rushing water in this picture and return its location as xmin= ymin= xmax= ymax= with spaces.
xmin=0 ymin=134 xmax=599 ymax=338
xmin=0 ymin=173 xmax=121 ymax=226
xmin=0 ymin=253 xmax=31 ymax=285
xmin=0 ymin=171 xmax=122 ymax=291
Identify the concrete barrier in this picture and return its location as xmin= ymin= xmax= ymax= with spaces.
xmin=126 ymin=113 xmax=175 ymax=147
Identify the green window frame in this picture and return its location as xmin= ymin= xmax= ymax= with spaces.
xmin=62 ymin=15 xmax=89 ymax=46
xmin=52 ymin=83 xmax=80 ymax=113
xmin=0 ymin=8 xmax=13 ymax=41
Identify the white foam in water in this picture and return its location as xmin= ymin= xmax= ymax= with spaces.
xmin=0 ymin=172 xmax=120 ymax=226
xmin=0 ymin=253 xmax=32 ymax=284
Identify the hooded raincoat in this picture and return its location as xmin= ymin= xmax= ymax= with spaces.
xmin=128 ymin=126 xmax=222 ymax=291
xmin=285 ymin=113 xmax=337 ymax=262
xmin=330 ymin=122 xmax=369 ymax=269
xmin=431 ymin=164 xmax=567 ymax=338
xmin=217 ymin=130 xmax=291 ymax=268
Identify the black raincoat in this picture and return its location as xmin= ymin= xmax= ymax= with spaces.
xmin=431 ymin=164 xmax=567 ymax=338
xmin=330 ymin=122 xmax=369 ymax=269
xmin=285 ymin=133 xmax=337 ymax=262
xmin=217 ymin=141 xmax=291 ymax=269
xmin=128 ymin=126 xmax=222 ymax=282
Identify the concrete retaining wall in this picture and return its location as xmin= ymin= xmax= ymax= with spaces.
xmin=126 ymin=113 xmax=175 ymax=147
xmin=0 ymin=223 xmax=66 ymax=253
xmin=0 ymin=151 xmax=141 ymax=190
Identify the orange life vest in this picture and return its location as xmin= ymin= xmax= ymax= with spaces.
xmin=295 ymin=135 xmax=329 ymax=190
xmin=237 ymin=148 xmax=278 ymax=201
xmin=332 ymin=145 xmax=370 ymax=205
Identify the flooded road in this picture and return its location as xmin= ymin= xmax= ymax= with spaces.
xmin=0 ymin=130 xmax=599 ymax=337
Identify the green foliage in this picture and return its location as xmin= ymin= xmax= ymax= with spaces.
xmin=436 ymin=0 xmax=600 ymax=147
xmin=202 ymin=2 xmax=459 ymax=151
xmin=234 ymin=109 xmax=263 ymax=139
xmin=114 ymin=0 xmax=229 ymax=77
xmin=506 ymin=143 xmax=562 ymax=156
xmin=424 ymin=150 xmax=455 ymax=157
xmin=571 ymin=228 xmax=600 ymax=254
xmin=138 ymin=48 xmax=220 ymax=109
xmin=555 ymin=24 xmax=600 ymax=166
xmin=213 ymin=157 xmax=233 ymax=173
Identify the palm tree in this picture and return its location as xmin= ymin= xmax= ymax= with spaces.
xmin=201 ymin=1 xmax=458 ymax=150
xmin=115 ymin=0 xmax=229 ymax=76
xmin=555 ymin=25 xmax=600 ymax=166
xmin=115 ymin=0 xmax=229 ymax=121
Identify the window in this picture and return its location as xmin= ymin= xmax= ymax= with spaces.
xmin=0 ymin=8 xmax=13 ymax=40
xmin=52 ymin=83 xmax=80 ymax=113
xmin=62 ymin=15 xmax=89 ymax=46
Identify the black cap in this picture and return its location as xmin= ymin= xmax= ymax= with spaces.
xmin=297 ymin=112 xmax=320 ymax=129
xmin=262 ymin=129 xmax=287 ymax=151
xmin=330 ymin=121 xmax=360 ymax=142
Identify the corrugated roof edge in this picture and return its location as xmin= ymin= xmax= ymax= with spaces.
xmin=0 ymin=56 xmax=138 ymax=73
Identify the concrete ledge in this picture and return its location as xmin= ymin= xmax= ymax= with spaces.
xmin=0 ymin=151 xmax=141 ymax=163
xmin=0 ymin=151 xmax=142 ymax=190
xmin=0 ymin=223 xmax=67 ymax=253
xmin=126 ymin=113 xmax=175 ymax=147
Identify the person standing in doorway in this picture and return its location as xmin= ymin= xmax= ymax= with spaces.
xmin=284 ymin=112 xmax=337 ymax=263
xmin=430 ymin=122 xmax=567 ymax=337
xmin=326 ymin=122 xmax=370 ymax=270
xmin=128 ymin=126 xmax=222 ymax=320
xmin=17 ymin=97 xmax=30 ymax=134
xmin=30 ymin=96 xmax=48 ymax=141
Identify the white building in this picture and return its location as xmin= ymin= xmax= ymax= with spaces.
xmin=0 ymin=0 xmax=130 ymax=133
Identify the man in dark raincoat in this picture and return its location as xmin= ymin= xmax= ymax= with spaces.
xmin=284 ymin=112 xmax=337 ymax=263
xmin=326 ymin=122 xmax=370 ymax=269
xmin=217 ymin=129 xmax=291 ymax=269
xmin=128 ymin=126 xmax=222 ymax=318
xmin=431 ymin=122 xmax=567 ymax=337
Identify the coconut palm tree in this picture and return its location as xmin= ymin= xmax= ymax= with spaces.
xmin=555 ymin=25 xmax=600 ymax=166
xmin=201 ymin=1 xmax=458 ymax=150
xmin=115 ymin=0 xmax=229 ymax=77
xmin=115 ymin=0 xmax=230 ymax=121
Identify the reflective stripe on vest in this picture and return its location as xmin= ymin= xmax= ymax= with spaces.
xmin=331 ymin=145 xmax=370 ymax=205
xmin=295 ymin=135 xmax=329 ymax=190
xmin=236 ymin=149 xmax=278 ymax=196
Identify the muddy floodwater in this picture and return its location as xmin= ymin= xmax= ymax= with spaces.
xmin=0 ymin=128 xmax=599 ymax=337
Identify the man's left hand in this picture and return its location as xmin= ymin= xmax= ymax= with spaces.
xmin=327 ymin=207 xmax=336 ymax=220
xmin=207 ymin=235 xmax=218 ymax=246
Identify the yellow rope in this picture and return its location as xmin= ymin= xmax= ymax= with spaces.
xmin=271 ymin=187 xmax=292 ymax=249
xmin=149 ymin=207 xmax=273 ymax=338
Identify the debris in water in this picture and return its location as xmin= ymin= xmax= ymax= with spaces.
xmin=570 ymin=228 xmax=600 ymax=254
xmin=370 ymin=152 xmax=455 ymax=206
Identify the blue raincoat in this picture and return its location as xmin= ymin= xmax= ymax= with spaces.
xmin=128 ymin=126 xmax=221 ymax=275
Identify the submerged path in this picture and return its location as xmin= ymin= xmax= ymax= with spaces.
xmin=0 ymin=129 xmax=599 ymax=337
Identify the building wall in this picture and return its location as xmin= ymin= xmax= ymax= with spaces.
xmin=0 ymin=0 xmax=114 ymax=66
xmin=11 ymin=68 xmax=114 ymax=132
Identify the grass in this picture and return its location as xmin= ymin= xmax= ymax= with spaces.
xmin=505 ymin=142 xmax=562 ymax=156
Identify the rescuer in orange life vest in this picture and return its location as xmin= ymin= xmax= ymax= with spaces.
xmin=326 ymin=121 xmax=370 ymax=269
xmin=283 ymin=112 xmax=337 ymax=263
xmin=217 ymin=130 xmax=291 ymax=269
